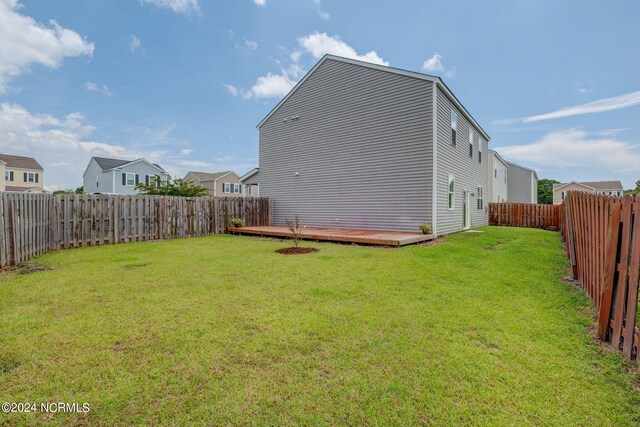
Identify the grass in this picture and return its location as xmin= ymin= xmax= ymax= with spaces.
xmin=1 ymin=227 xmax=639 ymax=425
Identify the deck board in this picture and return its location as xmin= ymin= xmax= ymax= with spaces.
xmin=227 ymin=226 xmax=434 ymax=247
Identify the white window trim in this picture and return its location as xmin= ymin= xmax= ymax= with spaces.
xmin=448 ymin=174 xmax=455 ymax=211
xmin=223 ymin=182 xmax=231 ymax=193
xmin=125 ymin=173 xmax=135 ymax=187
xmin=477 ymin=186 xmax=484 ymax=210
xmin=469 ymin=128 xmax=474 ymax=157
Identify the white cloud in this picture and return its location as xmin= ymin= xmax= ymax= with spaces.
xmin=244 ymin=39 xmax=258 ymax=50
xmin=130 ymin=35 xmax=141 ymax=53
xmin=140 ymin=0 xmax=199 ymax=14
xmin=226 ymin=32 xmax=387 ymax=100
xmin=499 ymin=129 xmax=640 ymax=186
xmin=177 ymin=159 xmax=212 ymax=168
xmin=522 ymin=90 xmax=640 ymax=123
xmin=244 ymin=73 xmax=295 ymax=99
xmin=422 ymin=52 xmax=455 ymax=78
xmin=253 ymin=0 xmax=266 ymax=6
xmin=0 ymin=0 xmax=94 ymax=93
xmin=180 ymin=148 xmax=193 ymax=156
xmin=312 ymin=0 xmax=330 ymax=20
xmin=84 ymin=82 xmax=112 ymax=97
xmin=298 ymin=32 xmax=388 ymax=65
xmin=0 ymin=102 xmax=135 ymax=189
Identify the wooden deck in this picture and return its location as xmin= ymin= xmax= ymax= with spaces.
xmin=227 ymin=226 xmax=434 ymax=247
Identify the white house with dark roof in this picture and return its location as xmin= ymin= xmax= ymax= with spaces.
xmin=552 ymin=181 xmax=624 ymax=204
xmin=183 ymin=170 xmax=243 ymax=197
xmin=0 ymin=153 xmax=45 ymax=193
xmin=83 ymin=157 xmax=168 ymax=195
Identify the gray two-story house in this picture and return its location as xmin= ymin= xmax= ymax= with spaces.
xmin=83 ymin=157 xmax=168 ymax=195
xmin=244 ymin=54 xmax=490 ymax=235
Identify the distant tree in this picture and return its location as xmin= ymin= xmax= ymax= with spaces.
xmin=53 ymin=186 xmax=84 ymax=195
xmin=624 ymin=180 xmax=640 ymax=196
xmin=537 ymin=178 xmax=560 ymax=205
xmin=135 ymin=177 xmax=209 ymax=197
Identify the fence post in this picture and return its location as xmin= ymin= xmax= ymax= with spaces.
xmin=597 ymin=199 xmax=621 ymax=340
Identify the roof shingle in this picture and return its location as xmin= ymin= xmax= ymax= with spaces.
xmin=0 ymin=154 xmax=43 ymax=170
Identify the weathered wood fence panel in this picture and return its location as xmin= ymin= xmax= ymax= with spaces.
xmin=561 ymin=191 xmax=640 ymax=364
xmin=0 ymin=194 xmax=272 ymax=267
xmin=489 ymin=202 xmax=561 ymax=229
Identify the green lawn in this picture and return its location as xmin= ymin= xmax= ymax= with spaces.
xmin=1 ymin=227 xmax=639 ymax=425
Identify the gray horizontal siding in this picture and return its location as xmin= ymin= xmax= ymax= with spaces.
xmin=259 ymin=59 xmax=434 ymax=232
xmin=507 ymin=164 xmax=537 ymax=203
xmin=435 ymin=86 xmax=489 ymax=235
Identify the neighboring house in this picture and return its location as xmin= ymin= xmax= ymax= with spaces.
xmin=83 ymin=157 xmax=168 ymax=195
xmin=0 ymin=153 xmax=45 ymax=193
xmin=240 ymin=168 xmax=259 ymax=197
xmin=506 ymin=161 xmax=538 ymax=204
xmin=552 ymin=181 xmax=624 ymax=204
xmin=183 ymin=171 xmax=242 ymax=197
xmin=248 ymin=54 xmax=490 ymax=235
xmin=487 ymin=150 xmax=508 ymax=202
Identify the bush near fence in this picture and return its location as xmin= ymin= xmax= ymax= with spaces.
xmin=0 ymin=193 xmax=272 ymax=267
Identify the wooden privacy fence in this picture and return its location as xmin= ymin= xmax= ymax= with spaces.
xmin=561 ymin=191 xmax=640 ymax=363
xmin=0 ymin=193 xmax=272 ymax=267
xmin=489 ymin=202 xmax=561 ymax=229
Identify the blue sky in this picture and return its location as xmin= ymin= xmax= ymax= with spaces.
xmin=1 ymin=0 xmax=638 ymax=190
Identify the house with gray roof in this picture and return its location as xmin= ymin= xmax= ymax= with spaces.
xmin=0 ymin=153 xmax=45 ymax=193
xmin=244 ymin=54 xmax=491 ymax=235
xmin=183 ymin=170 xmax=242 ymax=197
xmin=83 ymin=157 xmax=168 ymax=195
xmin=552 ymin=180 xmax=623 ymax=204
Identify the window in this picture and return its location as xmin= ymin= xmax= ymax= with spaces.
xmin=4 ymin=171 xmax=8 ymax=181
xmin=477 ymin=136 xmax=483 ymax=163
xmin=223 ymin=183 xmax=231 ymax=193
xmin=25 ymin=172 xmax=36 ymax=183
xmin=451 ymin=111 xmax=457 ymax=146
xmin=616 ymin=191 xmax=621 ymax=196
xmin=562 ymin=191 xmax=566 ymax=200
xmin=123 ymin=173 xmax=135 ymax=186
xmin=145 ymin=175 xmax=159 ymax=187
xmin=469 ymin=128 xmax=473 ymax=157
xmin=494 ymin=168 xmax=497 ymax=178
xmin=448 ymin=175 xmax=455 ymax=210
xmin=6 ymin=170 xmax=13 ymax=182
xmin=234 ymin=183 xmax=240 ymax=193
xmin=477 ymin=186 xmax=484 ymax=210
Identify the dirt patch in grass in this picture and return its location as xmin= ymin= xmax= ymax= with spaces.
xmin=276 ymin=247 xmax=318 ymax=255
xmin=418 ymin=237 xmax=445 ymax=247
xmin=122 ymin=263 xmax=149 ymax=270
xmin=1 ymin=263 xmax=58 ymax=275
xmin=0 ymin=353 xmax=21 ymax=374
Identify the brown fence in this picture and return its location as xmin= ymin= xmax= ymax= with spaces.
xmin=561 ymin=191 xmax=640 ymax=363
xmin=0 ymin=193 xmax=272 ymax=267
xmin=489 ymin=202 xmax=561 ymax=229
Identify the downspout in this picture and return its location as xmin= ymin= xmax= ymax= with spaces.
xmin=432 ymin=82 xmax=438 ymax=236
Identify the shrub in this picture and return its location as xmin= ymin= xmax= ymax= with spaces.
xmin=285 ymin=215 xmax=304 ymax=248
xmin=230 ymin=217 xmax=244 ymax=228
xmin=419 ymin=224 xmax=433 ymax=235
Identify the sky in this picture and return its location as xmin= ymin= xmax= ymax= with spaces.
xmin=0 ymin=0 xmax=639 ymax=191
